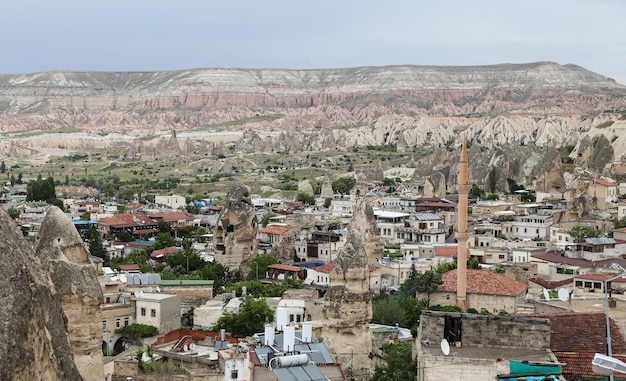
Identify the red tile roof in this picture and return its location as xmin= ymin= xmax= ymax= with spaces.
xmin=558 ymin=353 xmax=626 ymax=379
xmin=532 ymin=252 xmax=594 ymax=268
xmin=101 ymin=213 xmax=157 ymax=227
xmin=593 ymin=178 xmax=617 ymax=187
xmin=531 ymin=312 xmax=626 ymax=354
xmin=316 ymin=262 xmax=335 ymax=274
xmin=260 ymin=224 xmax=292 ymax=235
xmin=150 ymin=246 xmax=178 ymax=259
xmin=150 ymin=211 xmax=195 ymax=221
xmin=434 ymin=246 xmax=469 ymax=258
xmin=527 ymin=312 xmax=626 ymax=379
xmin=439 ymin=269 xmax=527 ymax=296
xmin=119 ymin=264 xmax=141 ymax=271
xmin=529 ymin=277 xmax=574 ymax=290
xmin=575 ymin=274 xmax=626 ymax=283
xmin=268 ymin=264 xmax=301 ymax=272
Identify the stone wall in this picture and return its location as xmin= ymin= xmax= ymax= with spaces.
xmin=417 ymin=353 xmax=510 ymax=381
xmin=429 ymin=292 xmax=525 ymax=314
xmin=419 ymin=311 xmax=551 ymax=350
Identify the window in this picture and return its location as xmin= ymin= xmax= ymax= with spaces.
xmin=151 ymin=309 xmax=156 ymax=318
xmin=102 ymin=320 xmax=107 ymax=331
xmin=498 ymin=254 xmax=505 ymax=259
xmin=124 ymin=317 xmax=130 ymax=326
xmin=141 ymin=308 xmax=146 ymax=316
xmin=115 ymin=318 xmax=121 ymax=329
xmin=444 ymin=316 xmax=462 ymax=344
xmin=575 ymin=280 xmax=583 ymax=287
xmin=231 ymin=370 xmax=238 ymax=379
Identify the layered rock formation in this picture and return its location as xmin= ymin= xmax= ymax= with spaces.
xmin=0 ymin=208 xmax=83 ymax=380
xmin=1 ymin=62 xmax=626 ymax=188
xmin=34 ymin=206 xmax=104 ymax=381
xmin=320 ymin=197 xmax=376 ymax=371
xmin=213 ymin=182 xmax=258 ymax=275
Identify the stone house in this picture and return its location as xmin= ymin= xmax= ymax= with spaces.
xmin=396 ymin=212 xmax=448 ymax=245
xmin=503 ymin=213 xmax=553 ymax=241
xmin=428 ymin=269 xmax=528 ymax=314
xmin=257 ymin=223 xmax=292 ymax=246
xmin=133 ymin=293 xmax=181 ymax=334
xmin=530 ymin=252 xmax=594 ymax=280
xmin=417 ymin=311 xmax=561 ymax=381
xmin=374 ymin=210 xmax=410 ymax=243
xmin=587 ymin=177 xmax=619 ymax=211
xmin=100 ymin=292 xmax=134 ymax=356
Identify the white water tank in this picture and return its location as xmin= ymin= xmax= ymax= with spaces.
xmin=276 ymin=354 xmax=309 ymax=368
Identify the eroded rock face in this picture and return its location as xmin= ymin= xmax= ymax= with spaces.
xmin=321 ymin=197 xmax=375 ymax=370
xmin=0 ymin=207 xmax=83 ymax=381
xmin=34 ymin=206 xmax=104 ymax=381
xmin=213 ymin=182 xmax=258 ymax=275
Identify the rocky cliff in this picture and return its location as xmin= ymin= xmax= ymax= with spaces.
xmin=2 ymin=62 xmax=626 ymax=187
xmin=34 ymin=206 xmax=104 ymax=381
xmin=0 ymin=207 xmax=83 ymax=380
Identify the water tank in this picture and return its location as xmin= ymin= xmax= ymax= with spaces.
xmin=276 ymin=354 xmax=309 ymax=368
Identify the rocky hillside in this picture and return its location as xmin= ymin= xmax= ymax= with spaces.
xmin=2 ymin=61 xmax=626 ymax=189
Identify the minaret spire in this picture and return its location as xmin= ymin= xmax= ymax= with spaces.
xmin=456 ymin=139 xmax=470 ymax=312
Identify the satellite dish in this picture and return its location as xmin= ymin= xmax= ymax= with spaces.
xmin=184 ymin=344 xmax=189 ymax=352
xmin=558 ymin=288 xmax=570 ymax=302
xmin=190 ymin=343 xmax=196 ymax=350
xmin=543 ymin=288 xmax=550 ymax=301
xmin=441 ymin=339 xmax=450 ymax=356
xmin=146 ymin=287 xmax=153 ymax=293
xmin=156 ymin=286 xmax=161 ymax=293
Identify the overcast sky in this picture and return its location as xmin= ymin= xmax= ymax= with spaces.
xmin=1 ymin=0 xmax=625 ymax=84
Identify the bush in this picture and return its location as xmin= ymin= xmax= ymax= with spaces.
xmin=121 ymin=323 xmax=158 ymax=338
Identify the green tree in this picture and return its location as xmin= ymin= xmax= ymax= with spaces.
xmin=413 ymin=270 xmax=443 ymax=308
xmin=7 ymin=208 xmax=19 ymax=219
xmin=247 ymin=254 xmax=278 ymax=280
xmin=323 ymin=197 xmax=332 ymax=208
xmin=568 ymin=225 xmax=600 ymax=243
xmin=469 ymin=184 xmax=483 ymax=199
xmin=212 ymin=296 xmax=274 ymax=337
xmin=261 ymin=213 xmax=276 ymax=227
xmin=372 ymin=297 xmax=407 ymax=326
xmin=26 ymin=176 xmax=56 ymax=202
xmin=87 ymin=226 xmax=109 ymax=261
xmin=120 ymin=323 xmax=158 ymax=339
xmin=331 ymin=177 xmax=356 ymax=195
xmin=484 ymin=193 xmax=499 ymax=200
xmin=296 ymin=192 xmax=315 ymax=205
xmin=372 ymin=342 xmax=417 ymax=381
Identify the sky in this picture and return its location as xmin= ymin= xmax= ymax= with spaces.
xmin=1 ymin=0 xmax=625 ymax=84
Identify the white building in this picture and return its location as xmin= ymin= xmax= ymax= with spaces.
xmin=154 ymin=194 xmax=186 ymax=210
xmin=374 ymin=210 xmax=410 ymax=243
xmin=503 ymin=214 xmax=553 ymax=241
xmin=134 ymin=293 xmax=181 ymax=334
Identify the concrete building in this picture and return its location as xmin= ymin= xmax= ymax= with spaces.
xmin=154 ymin=194 xmax=186 ymax=209
xmin=134 ymin=293 xmax=181 ymax=334
xmin=374 ymin=210 xmax=410 ymax=243
xmin=417 ymin=311 xmax=561 ymax=381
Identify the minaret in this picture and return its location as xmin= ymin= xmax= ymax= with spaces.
xmin=455 ymin=140 xmax=470 ymax=312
